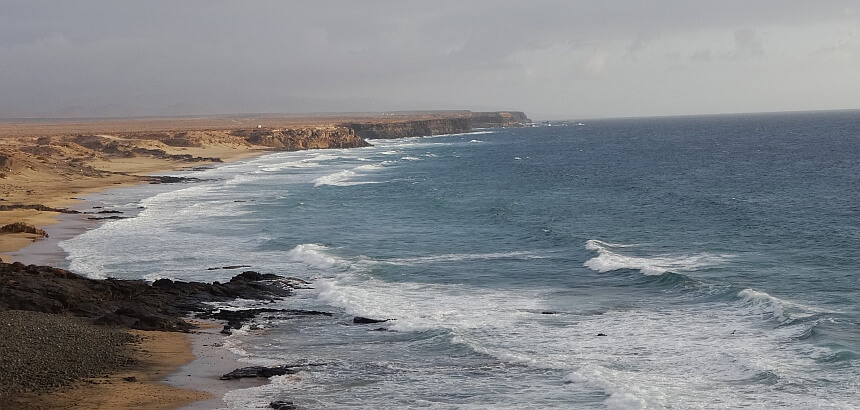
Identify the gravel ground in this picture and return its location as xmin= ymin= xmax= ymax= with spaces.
xmin=0 ymin=310 xmax=138 ymax=402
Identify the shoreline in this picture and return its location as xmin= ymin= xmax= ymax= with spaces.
xmin=0 ymin=140 xmax=271 ymax=408
xmin=167 ymin=322 xmax=268 ymax=410
xmin=0 ymin=148 xmax=267 ymax=263
xmin=3 ymin=154 xmax=273 ymax=408
xmin=0 ymin=111 xmax=530 ymax=408
xmin=21 ymin=327 xmax=211 ymax=410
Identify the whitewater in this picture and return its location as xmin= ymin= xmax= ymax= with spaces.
xmin=61 ymin=112 xmax=860 ymax=408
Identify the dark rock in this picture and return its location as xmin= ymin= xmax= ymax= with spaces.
xmin=229 ymin=270 xmax=281 ymax=282
xmin=146 ymin=175 xmax=204 ymax=184
xmin=199 ymin=308 xmax=287 ymax=330
xmin=284 ymin=277 xmax=311 ymax=285
xmin=285 ymin=309 xmax=333 ymax=317
xmin=93 ymin=313 xmax=139 ymax=328
xmin=0 ymin=262 xmax=297 ymax=332
xmin=122 ymin=376 xmax=137 ymax=382
xmin=87 ymin=215 xmax=126 ymax=220
xmin=353 ymin=316 xmax=390 ymax=324
xmin=207 ymin=265 xmax=252 ymax=271
xmin=220 ymin=365 xmax=298 ymax=380
xmin=597 ymin=333 xmax=607 ymax=337
xmin=0 ymin=222 xmax=49 ymax=237
xmin=270 ymin=400 xmax=298 ymax=410
xmin=0 ymin=204 xmax=80 ymax=214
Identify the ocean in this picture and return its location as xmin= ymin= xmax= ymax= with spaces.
xmin=60 ymin=111 xmax=859 ymax=409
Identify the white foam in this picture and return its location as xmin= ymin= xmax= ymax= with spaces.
xmin=285 ymin=244 xmax=356 ymax=275
xmin=260 ymin=160 xmax=321 ymax=171
xmin=584 ymin=239 xmax=733 ymax=276
xmin=735 ymin=288 xmax=826 ymax=325
xmin=310 ymin=262 xmax=855 ymax=407
xmin=376 ymin=250 xmax=546 ymax=266
xmin=564 ymin=369 xmax=648 ymax=410
xmin=312 ymin=163 xmax=385 ymax=187
xmin=314 ymin=273 xmax=547 ymax=334
xmin=737 ymin=288 xmax=791 ymax=323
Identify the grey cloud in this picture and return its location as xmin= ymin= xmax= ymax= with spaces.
xmin=1 ymin=1 xmax=859 ymax=119
xmin=731 ymin=29 xmax=765 ymax=58
xmin=689 ymin=50 xmax=714 ymax=63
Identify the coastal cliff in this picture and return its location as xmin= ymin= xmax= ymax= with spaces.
xmin=471 ymin=111 xmax=531 ymax=128
xmin=345 ymin=116 xmax=473 ymax=140
xmin=232 ymin=126 xmax=370 ymax=150
xmin=344 ymin=111 xmax=531 ymax=140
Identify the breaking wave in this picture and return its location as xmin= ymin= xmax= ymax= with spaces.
xmin=313 ymin=164 xmax=385 ymax=187
xmin=584 ymin=239 xmax=733 ymax=276
xmin=376 ymin=251 xmax=547 ymax=266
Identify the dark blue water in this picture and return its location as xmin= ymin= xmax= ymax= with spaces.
xmin=63 ymin=111 xmax=860 ymax=409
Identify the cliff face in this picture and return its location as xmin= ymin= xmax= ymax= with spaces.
xmin=470 ymin=111 xmax=531 ymax=128
xmin=344 ymin=111 xmax=530 ymax=140
xmin=232 ymin=127 xmax=370 ymax=150
xmin=345 ymin=117 xmax=473 ymax=140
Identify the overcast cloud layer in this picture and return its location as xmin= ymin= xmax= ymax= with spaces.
xmin=2 ymin=1 xmax=859 ymax=119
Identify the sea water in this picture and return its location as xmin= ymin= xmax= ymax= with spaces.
xmin=61 ymin=111 xmax=860 ymax=409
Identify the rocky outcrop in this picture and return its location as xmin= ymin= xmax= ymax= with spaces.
xmin=233 ymin=127 xmax=370 ymax=150
xmin=353 ymin=316 xmax=390 ymax=324
xmin=0 ymin=204 xmax=80 ymax=214
xmin=0 ymin=223 xmax=48 ymax=237
xmin=220 ymin=365 xmax=301 ymax=380
xmin=70 ymin=135 xmax=222 ymax=163
xmin=0 ymin=262 xmax=307 ymax=332
xmin=270 ymin=400 xmax=299 ymax=410
xmin=0 ymin=154 xmax=13 ymax=171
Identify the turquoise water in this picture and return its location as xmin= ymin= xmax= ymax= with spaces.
xmin=63 ymin=111 xmax=860 ymax=408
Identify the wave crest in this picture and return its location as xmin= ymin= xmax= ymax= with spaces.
xmin=313 ymin=164 xmax=385 ymax=187
xmin=583 ymin=239 xmax=732 ymax=276
xmin=378 ymin=251 xmax=547 ymax=266
xmin=735 ymin=288 xmax=827 ymax=325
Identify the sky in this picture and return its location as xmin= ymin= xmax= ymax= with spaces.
xmin=1 ymin=1 xmax=859 ymax=120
